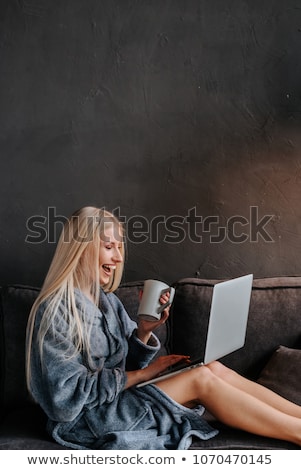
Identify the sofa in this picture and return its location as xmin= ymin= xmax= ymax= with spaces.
xmin=0 ymin=276 xmax=301 ymax=450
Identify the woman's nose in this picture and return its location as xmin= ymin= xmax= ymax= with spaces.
xmin=113 ymin=248 xmax=123 ymax=262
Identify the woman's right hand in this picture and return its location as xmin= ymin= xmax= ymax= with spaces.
xmin=124 ymin=355 xmax=190 ymax=389
xmin=145 ymin=354 xmax=190 ymax=379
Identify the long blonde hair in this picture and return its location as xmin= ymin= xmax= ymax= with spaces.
xmin=26 ymin=206 xmax=125 ymax=387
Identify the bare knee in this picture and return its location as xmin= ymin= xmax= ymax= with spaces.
xmin=190 ymin=364 xmax=219 ymax=395
xmin=207 ymin=361 xmax=234 ymax=381
xmin=185 ymin=364 xmax=236 ymax=410
xmin=157 ymin=363 xmax=218 ymax=405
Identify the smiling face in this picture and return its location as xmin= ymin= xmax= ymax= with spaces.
xmin=99 ymin=222 xmax=124 ymax=287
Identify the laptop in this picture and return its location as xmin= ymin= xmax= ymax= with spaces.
xmin=137 ymin=274 xmax=253 ymax=387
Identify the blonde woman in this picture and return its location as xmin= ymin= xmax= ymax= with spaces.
xmin=26 ymin=207 xmax=301 ymax=449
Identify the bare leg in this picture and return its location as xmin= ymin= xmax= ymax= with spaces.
xmin=156 ymin=365 xmax=301 ymax=446
xmin=207 ymin=361 xmax=301 ymax=418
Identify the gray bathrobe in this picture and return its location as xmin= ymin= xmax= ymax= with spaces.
xmin=29 ymin=289 xmax=218 ymax=449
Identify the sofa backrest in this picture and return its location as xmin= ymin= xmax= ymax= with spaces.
xmin=0 ymin=282 xmax=167 ymax=418
xmin=170 ymin=277 xmax=301 ymax=379
xmin=1 ymin=276 xmax=301 ymax=417
xmin=0 ymin=285 xmax=40 ymax=417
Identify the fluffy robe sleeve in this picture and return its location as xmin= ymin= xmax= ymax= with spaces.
xmin=29 ymin=290 xmax=160 ymax=423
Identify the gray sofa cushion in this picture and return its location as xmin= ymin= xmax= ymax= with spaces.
xmin=0 ymin=285 xmax=40 ymax=416
xmin=257 ymin=345 xmax=301 ymax=406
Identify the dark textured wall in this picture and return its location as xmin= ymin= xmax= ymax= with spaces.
xmin=1 ymin=0 xmax=301 ymax=287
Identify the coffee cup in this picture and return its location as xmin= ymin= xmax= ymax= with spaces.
xmin=137 ymin=279 xmax=175 ymax=321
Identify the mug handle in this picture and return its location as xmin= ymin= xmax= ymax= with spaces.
xmin=157 ymin=287 xmax=175 ymax=313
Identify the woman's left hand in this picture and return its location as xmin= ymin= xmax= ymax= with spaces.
xmin=137 ymin=292 xmax=171 ymax=344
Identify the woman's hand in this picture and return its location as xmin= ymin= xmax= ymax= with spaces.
xmin=137 ymin=291 xmax=171 ymax=344
xmin=124 ymin=354 xmax=190 ymax=389
xmin=143 ymin=354 xmax=191 ymax=380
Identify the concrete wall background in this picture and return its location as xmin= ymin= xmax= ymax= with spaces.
xmin=1 ymin=1 xmax=301 ymax=286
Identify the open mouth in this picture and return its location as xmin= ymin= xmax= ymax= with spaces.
xmin=102 ymin=265 xmax=116 ymax=275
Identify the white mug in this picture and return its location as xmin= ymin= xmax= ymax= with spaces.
xmin=137 ymin=279 xmax=175 ymax=321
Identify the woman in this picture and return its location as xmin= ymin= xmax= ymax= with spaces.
xmin=26 ymin=206 xmax=301 ymax=449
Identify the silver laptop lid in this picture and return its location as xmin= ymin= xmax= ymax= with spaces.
xmin=203 ymin=274 xmax=253 ymax=365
